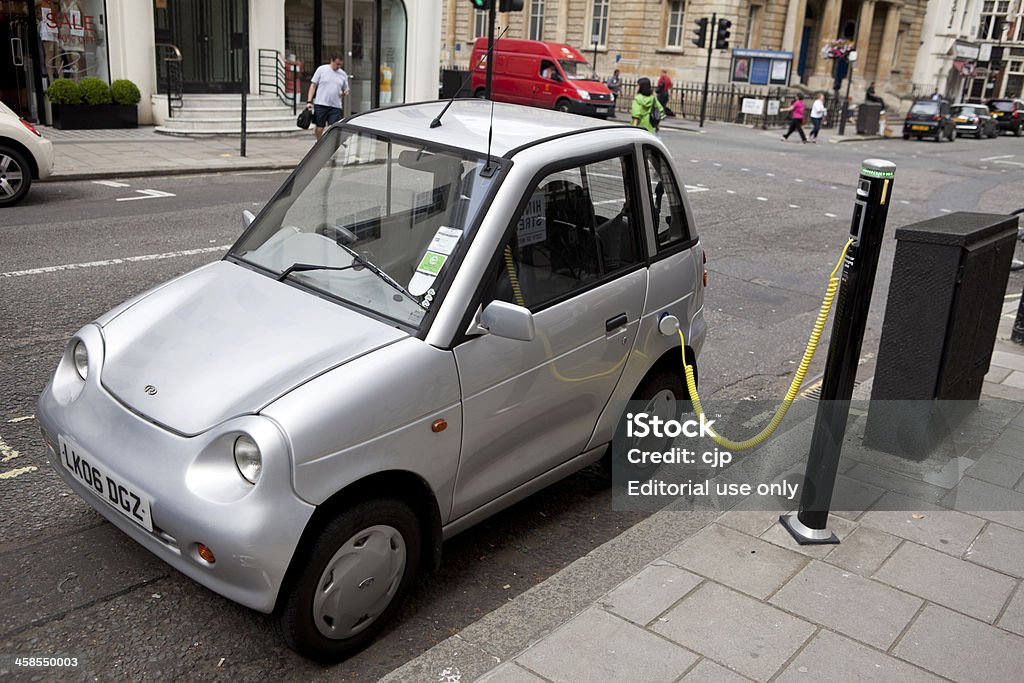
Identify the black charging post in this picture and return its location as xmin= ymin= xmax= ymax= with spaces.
xmin=780 ymin=159 xmax=896 ymax=544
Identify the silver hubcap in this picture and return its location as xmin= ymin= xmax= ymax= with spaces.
xmin=312 ymin=524 xmax=407 ymax=639
xmin=0 ymin=154 xmax=25 ymax=198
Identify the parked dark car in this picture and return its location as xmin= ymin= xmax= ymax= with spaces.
xmin=985 ymin=98 xmax=1024 ymax=136
xmin=951 ymin=104 xmax=999 ymax=138
xmin=902 ymin=99 xmax=956 ymax=141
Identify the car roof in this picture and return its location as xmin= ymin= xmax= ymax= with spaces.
xmin=344 ymin=99 xmax=624 ymax=158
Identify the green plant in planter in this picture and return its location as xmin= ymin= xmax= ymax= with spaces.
xmin=79 ymin=78 xmax=112 ymax=105
xmin=110 ymin=79 xmax=142 ymax=106
xmin=46 ymin=79 xmax=82 ymax=105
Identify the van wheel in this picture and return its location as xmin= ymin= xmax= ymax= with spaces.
xmin=277 ymin=498 xmax=421 ymax=663
xmin=0 ymin=146 xmax=31 ymax=207
xmin=555 ymin=99 xmax=571 ymax=113
xmin=473 ymin=88 xmax=486 ymax=99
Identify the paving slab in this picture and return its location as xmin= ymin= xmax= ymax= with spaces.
xmin=985 ymin=367 xmax=1013 ymax=384
xmin=990 ymin=350 xmax=1024 ymax=373
xmin=873 ymin=542 xmax=1017 ymax=623
xmin=373 ymin=635 xmax=501 ymax=683
xmin=966 ymin=450 xmax=1024 ymax=487
xmin=715 ymin=510 xmax=779 ymax=537
xmin=1004 ymin=371 xmax=1024 ymax=389
xmin=824 ymin=525 xmax=902 ymax=576
xmin=476 ymin=663 xmax=546 ymax=683
xmin=601 ymin=562 xmax=703 ymax=626
xmin=663 ymin=524 xmax=807 ymax=599
xmin=680 ymin=659 xmax=753 ymax=682
xmin=774 ymin=630 xmax=942 ymax=683
xmin=941 ymin=478 xmax=1024 ymax=530
xmin=769 ymin=560 xmax=923 ymax=650
xmin=998 ymin=586 xmax=1024 ymax=637
xmin=843 ymin=462 xmax=951 ymax=503
xmin=893 ymin=604 xmax=1024 ymax=683
xmin=515 ymin=607 xmax=698 ymax=683
xmin=989 ymin=427 xmax=1024 ymax=458
xmin=964 ymin=523 xmax=1024 ymax=578
xmin=860 ymin=494 xmax=986 ymax=556
xmin=652 ymin=582 xmax=816 ymax=682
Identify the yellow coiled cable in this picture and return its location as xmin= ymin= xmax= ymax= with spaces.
xmin=677 ymin=238 xmax=854 ymax=450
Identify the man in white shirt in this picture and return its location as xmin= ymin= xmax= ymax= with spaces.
xmin=305 ymin=54 xmax=350 ymax=140
xmin=809 ymin=92 xmax=827 ymax=142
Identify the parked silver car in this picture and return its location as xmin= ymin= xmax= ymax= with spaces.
xmin=38 ymin=100 xmax=706 ymax=662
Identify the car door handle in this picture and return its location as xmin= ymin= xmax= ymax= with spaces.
xmin=605 ymin=313 xmax=628 ymax=332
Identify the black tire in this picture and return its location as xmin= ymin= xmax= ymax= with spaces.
xmin=1015 ymin=124 xmax=1022 ymax=137
xmin=277 ymin=498 xmax=421 ymax=664
xmin=473 ymin=88 xmax=486 ymax=99
xmin=902 ymin=133 xmax=910 ymax=140
xmin=608 ymin=368 xmax=689 ymax=480
xmin=555 ymin=99 xmax=571 ymax=113
xmin=948 ymin=128 xmax=956 ymax=142
xmin=0 ymin=145 xmax=32 ymax=207
xmin=976 ymin=128 xmax=983 ymax=139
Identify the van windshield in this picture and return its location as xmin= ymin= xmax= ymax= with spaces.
xmin=559 ymin=60 xmax=599 ymax=81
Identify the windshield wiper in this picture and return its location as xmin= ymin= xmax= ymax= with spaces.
xmin=277 ymin=262 xmax=361 ymax=282
xmin=333 ymin=240 xmax=421 ymax=304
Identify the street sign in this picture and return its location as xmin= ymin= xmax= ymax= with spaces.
xmin=767 ymin=99 xmax=780 ymax=115
xmin=741 ymin=98 xmax=765 ymax=115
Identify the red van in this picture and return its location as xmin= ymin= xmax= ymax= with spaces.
xmin=470 ymin=38 xmax=615 ymax=118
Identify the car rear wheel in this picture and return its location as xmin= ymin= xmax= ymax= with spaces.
xmin=607 ymin=368 xmax=690 ymax=480
xmin=0 ymin=146 xmax=31 ymax=207
xmin=277 ymin=498 xmax=421 ymax=663
xmin=902 ymin=133 xmax=910 ymax=140
xmin=1015 ymin=124 xmax=1022 ymax=137
xmin=976 ymin=128 xmax=983 ymax=139
xmin=948 ymin=127 xmax=956 ymax=141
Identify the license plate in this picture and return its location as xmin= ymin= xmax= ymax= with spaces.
xmin=954 ymin=117 xmax=967 ymax=122
xmin=595 ymin=107 xmax=608 ymax=114
xmin=911 ymin=125 xmax=929 ymax=131
xmin=59 ymin=435 xmax=153 ymax=532
xmin=993 ymin=112 xmax=1004 ymax=117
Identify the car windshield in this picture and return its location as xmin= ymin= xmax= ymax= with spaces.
xmin=559 ymin=60 xmax=599 ymax=81
xmin=230 ymin=128 xmax=500 ymax=329
xmin=910 ymin=101 xmax=940 ymax=116
xmin=988 ymin=100 xmax=1013 ymax=112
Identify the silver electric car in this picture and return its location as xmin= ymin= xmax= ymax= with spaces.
xmin=38 ymin=99 xmax=706 ymax=662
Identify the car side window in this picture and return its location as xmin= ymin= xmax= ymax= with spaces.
xmin=643 ymin=148 xmax=691 ymax=250
xmin=488 ymin=155 xmax=642 ymax=311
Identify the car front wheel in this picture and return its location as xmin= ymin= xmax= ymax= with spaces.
xmin=0 ymin=146 xmax=31 ymax=207
xmin=1016 ymin=124 xmax=1023 ymax=137
xmin=948 ymin=127 xmax=956 ymax=141
xmin=277 ymin=498 xmax=421 ymax=663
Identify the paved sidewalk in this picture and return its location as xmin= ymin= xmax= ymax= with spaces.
xmin=38 ymin=126 xmax=314 ymax=181
xmin=383 ymin=302 xmax=1024 ymax=683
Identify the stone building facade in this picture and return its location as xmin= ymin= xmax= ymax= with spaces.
xmin=441 ymin=0 xmax=930 ymax=107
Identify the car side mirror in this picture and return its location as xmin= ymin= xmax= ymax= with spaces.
xmin=480 ymin=300 xmax=535 ymax=341
xmin=242 ymin=209 xmax=256 ymax=228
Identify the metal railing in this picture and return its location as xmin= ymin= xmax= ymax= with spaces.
xmin=155 ymin=43 xmax=183 ymax=119
xmin=614 ymin=80 xmax=846 ymax=129
xmin=258 ymin=49 xmax=299 ymax=114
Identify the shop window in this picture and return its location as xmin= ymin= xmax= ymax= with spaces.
xmin=42 ymin=0 xmax=109 ymax=84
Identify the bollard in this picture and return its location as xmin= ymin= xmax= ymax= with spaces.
xmin=1014 ymin=281 xmax=1024 ymax=344
xmin=780 ymin=159 xmax=896 ymax=544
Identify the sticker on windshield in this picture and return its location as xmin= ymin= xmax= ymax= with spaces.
xmin=429 ymin=226 xmax=462 ymax=256
xmin=416 ymin=251 xmax=448 ymax=276
xmin=517 ymin=191 xmax=546 ymax=247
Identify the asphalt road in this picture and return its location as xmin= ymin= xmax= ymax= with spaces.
xmin=1 ymin=124 xmax=1022 ymax=681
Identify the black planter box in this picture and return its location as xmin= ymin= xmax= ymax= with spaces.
xmin=51 ymin=103 xmax=138 ymax=130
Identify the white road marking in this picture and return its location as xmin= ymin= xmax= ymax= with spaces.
xmin=0 ymin=434 xmax=19 ymax=463
xmin=940 ymin=208 xmax=952 ymax=213
xmin=684 ymin=185 xmax=709 ymax=193
xmin=789 ymin=204 xmax=800 ymax=208
xmin=825 ymin=212 xmax=838 ymax=218
xmin=795 ymin=178 xmax=804 ymax=182
xmin=766 ymin=172 xmax=775 ymax=177
xmin=0 ymin=466 xmax=37 ymax=480
xmin=726 ymin=190 xmax=736 ymax=194
xmin=741 ymin=168 xmax=749 ymax=172
xmin=1 ymin=246 xmax=224 ymax=279
xmin=713 ymin=163 xmax=722 ymax=167
xmin=756 ymin=196 xmax=768 ymax=201
xmin=689 ymin=159 xmax=699 ymax=163
xmin=980 ymin=154 xmax=1014 ymax=161
xmin=900 ymin=200 xmax=910 ymax=204
xmin=116 ymin=189 xmax=177 ymax=202
xmin=92 ymin=180 xmax=131 ymax=188
xmin=994 ymin=159 xmax=1024 ymax=167
xmin=7 ymin=415 xmax=34 ymax=423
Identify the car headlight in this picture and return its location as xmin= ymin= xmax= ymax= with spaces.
xmin=577 ymin=89 xmax=591 ymax=100
xmin=73 ymin=341 xmax=89 ymax=381
xmin=233 ymin=435 xmax=262 ymax=484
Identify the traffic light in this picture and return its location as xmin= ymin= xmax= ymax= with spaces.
xmin=715 ymin=18 xmax=732 ymax=50
xmin=468 ymin=0 xmax=491 ymax=9
xmin=692 ymin=18 xmax=708 ymax=49
xmin=498 ymin=0 xmax=524 ymax=10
